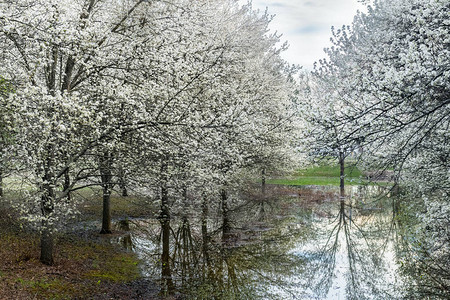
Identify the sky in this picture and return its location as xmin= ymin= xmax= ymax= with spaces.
xmin=238 ymin=0 xmax=367 ymax=70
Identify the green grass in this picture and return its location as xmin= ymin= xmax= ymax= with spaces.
xmin=268 ymin=163 xmax=365 ymax=186
xmin=269 ymin=176 xmax=363 ymax=186
xmin=295 ymin=164 xmax=362 ymax=178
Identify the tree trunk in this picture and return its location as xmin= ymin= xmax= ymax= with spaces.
xmin=261 ymin=167 xmax=266 ymax=195
xmin=40 ymin=179 xmax=55 ymax=265
xmin=40 ymin=221 xmax=54 ymax=265
xmin=161 ymin=218 xmax=172 ymax=285
xmin=159 ymin=159 xmax=174 ymax=294
xmin=99 ymin=152 xmax=113 ymax=234
xmin=339 ymin=198 xmax=346 ymax=225
xmin=39 ymin=45 xmax=59 ymax=265
xmin=201 ymin=195 xmax=209 ymax=266
xmin=179 ymin=216 xmax=194 ymax=286
xmin=221 ymin=189 xmax=231 ymax=240
xmin=0 ymin=168 xmax=3 ymax=198
xmin=339 ymin=150 xmax=345 ymax=199
xmin=338 ymin=151 xmax=348 ymax=228
xmin=100 ymin=186 xmax=112 ymax=234
xmin=0 ymin=152 xmax=4 ymax=198
xmin=118 ymin=164 xmax=128 ymax=197
xmin=63 ymin=167 xmax=71 ymax=201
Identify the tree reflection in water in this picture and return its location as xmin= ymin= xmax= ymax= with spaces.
xmin=170 ymin=212 xmax=308 ymax=299
xmin=114 ymin=185 xmax=415 ymax=299
xmin=300 ymin=185 xmax=405 ymax=299
xmin=118 ymin=190 xmax=310 ymax=299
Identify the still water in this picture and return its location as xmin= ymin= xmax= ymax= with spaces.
xmin=114 ymin=185 xmax=409 ymax=299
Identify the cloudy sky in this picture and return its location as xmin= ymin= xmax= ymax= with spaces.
xmin=238 ymin=0 xmax=367 ymax=69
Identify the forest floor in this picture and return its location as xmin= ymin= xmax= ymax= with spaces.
xmin=0 ymin=195 xmax=170 ymax=300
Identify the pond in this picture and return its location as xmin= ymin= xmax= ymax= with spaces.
xmin=112 ymin=185 xmax=411 ymax=299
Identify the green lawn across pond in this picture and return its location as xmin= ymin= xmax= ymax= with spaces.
xmin=268 ymin=164 xmax=365 ymax=186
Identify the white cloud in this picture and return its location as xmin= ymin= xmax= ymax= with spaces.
xmin=239 ymin=0 xmax=367 ymax=69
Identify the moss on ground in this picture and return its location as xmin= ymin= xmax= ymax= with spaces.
xmin=82 ymin=249 xmax=140 ymax=283
xmin=0 ymin=209 xmax=143 ymax=299
xmin=74 ymin=189 xmax=155 ymax=221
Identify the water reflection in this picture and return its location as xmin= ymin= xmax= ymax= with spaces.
xmin=297 ymin=186 xmax=402 ymax=299
xmin=114 ymin=185 xmax=410 ymax=299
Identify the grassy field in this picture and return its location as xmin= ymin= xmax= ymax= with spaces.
xmin=268 ymin=163 xmax=366 ymax=186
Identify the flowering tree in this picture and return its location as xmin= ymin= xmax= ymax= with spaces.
xmin=312 ymin=0 xmax=450 ymax=296
xmin=0 ymin=0 xmax=158 ymax=264
xmin=0 ymin=0 xmax=300 ymax=268
xmin=0 ymin=76 xmax=15 ymax=198
xmin=299 ymin=72 xmax=363 ymax=197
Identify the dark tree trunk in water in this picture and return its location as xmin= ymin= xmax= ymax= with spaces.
xmin=201 ymin=195 xmax=209 ymax=266
xmin=161 ymin=218 xmax=172 ymax=287
xmin=99 ymin=152 xmax=113 ymax=234
xmin=339 ymin=198 xmax=346 ymax=224
xmin=339 ymin=151 xmax=345 ymax=199
xmin=259 ymin=168 xmax=266 ymax=220
xmin=261 ymin=168 xmax=266 ymax=195
xmin=0 ymin=152 xmax=5 ymax=198
xmin=0 ymin=168 xmax=3 ymax=198
xmin=100 ymin=186 xmax=112 ymax=234
xmin=178 ymin=216 xmax=196 ymax=286
xmin=159 ymin=160 xmax=174 ymax=294
xmin=338 ymin=152 xmax=348 ymax=228
xmin=221 ymin=189 xmax=231 ymax=240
